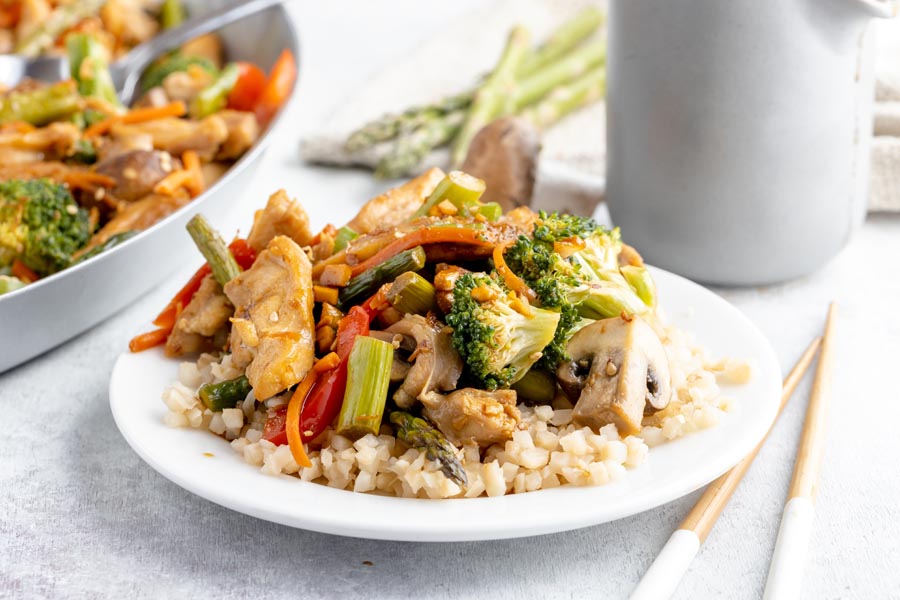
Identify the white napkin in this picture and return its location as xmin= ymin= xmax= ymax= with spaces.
xmin=302 ymin=0 xmax=900 ymax=213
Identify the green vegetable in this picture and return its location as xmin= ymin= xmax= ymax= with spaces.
xmin=511 ymin=369 xmax=557 ymax=405
xmin=332 ymin=226 xmax=358 ymax=252
xmin=451 ymin=26 xmax=531 ymax=167
xmin=411 ymin=171 xmax=486 ymax=219
xmin=620 ymin=264 xmax=657 ymax=309
xmin=0 ymin=179 xmax=91 ymax=276
xmin=199 ymin=375 xmax=252 ymax=411
xmin=190 ymin=63 xmax=240 ymax=118
xmin=0 ymin=81 xmax=82 ymax=126
xmin=15 ymin=0 xmax=105 ymax=57
xmin=75 ymin=231 xmax=137 ymax=264
xmin=140 ymin=53 xmax=217 ymax=92
xmin=386 ymin=271 xmax=438 ymax=315
xmin=69 ymin=109 xmax=108 ymax=132
xmin=446 ymin=272 xmax=560 ymax=390
xmin=520 ymin=65 xmax=606 ymax=130
xmin=390 ymin=411 xmax=467 ymax=486
xmin=512 ymin=39 xmax=605 ymax=110
xmin=160 ymin=0 xmax=186 ymax=29
xmin=374 ymin=110 xmax=465 ymax=180
xmin=0 ymin=275 xmax=26 ymax=295
xmin=337 ymin=246 xmax=426 ymax=310
xmin=516 ymin=6 xmax=605 ymax=76
xmin=67 ymin=139 xmax=98 ymax=164
xmin=502 ymin=212 xmax=655 ymax=370
xmin=67 ymin=33 xmax=121 ymax=106
xmin=336 ymin=336 xmax=394 ymax=439
xmin=186 ymin=214 xmax=241 ymax=286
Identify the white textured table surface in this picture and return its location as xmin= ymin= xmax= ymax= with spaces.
xmin=3 ymin=3 xmax=900 ymax=599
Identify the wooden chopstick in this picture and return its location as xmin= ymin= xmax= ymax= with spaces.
xmin=630 ymin=336 xmax=823 ymax=600
xmin=763 ymin=303 xmax=837 ymax=600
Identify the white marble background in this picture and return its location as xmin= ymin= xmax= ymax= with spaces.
xmin=2 ymin=2 xmax=899 ymax=598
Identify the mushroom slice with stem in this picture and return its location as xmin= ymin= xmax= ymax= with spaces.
xmin=557 ymin=315 xmax=671 ymax=436
xmin=385 ymin=314 xmax=463 ymax=408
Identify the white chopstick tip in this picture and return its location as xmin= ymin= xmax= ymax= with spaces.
xmin=630 ymin=529 xmax=701 ymax=600
xmin=763 ymin=497 xmax=815 ymax=600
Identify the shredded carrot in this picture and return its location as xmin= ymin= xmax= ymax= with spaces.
xmin=286 ymin=370 xmax=318 ymax=468
xmin=349 ymin=227 xmax=492 ymax=277
xmin=64 ymin=171 xmax=117 ymax=190
xmin=153 ymin=169 xmax=194 ymax=196
xmin=493 ymin=244 xmax=537 ymax=302
xmin=314 ymin=352 xmax=341 ymax=373
xmin=181 ymin=150 xmax=204 ymax=197
xmin=128 ymin=327 xmax=171 ymax=352
xmin=85 ymin=100 xmax=187 ymax=138
xmin=11 ymin=259 xmax=38 ymax=283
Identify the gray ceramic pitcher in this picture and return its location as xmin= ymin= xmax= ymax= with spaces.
xmin=605 ymin=0 xmax=896 ymax=285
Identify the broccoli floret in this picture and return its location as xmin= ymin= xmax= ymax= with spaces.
xmin=446 ymin=272 xmax=560 ymax=390
xmin=0 ymin=179 xmax=92 ymax=277
xmin=532 ymin=211 xmax=602 ymax=244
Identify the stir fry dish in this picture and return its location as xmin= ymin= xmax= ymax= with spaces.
xmin=145 ymin=169 xmax=750 ymax=498
xmin=1 ymin=0 xmax=190 ymax=57
xmin=0 ymin=24 xmax=296 ymax=294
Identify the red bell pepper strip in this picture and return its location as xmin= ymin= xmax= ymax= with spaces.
xmin=263 ymin=406 xmax=288 ymax=446
xmin=227 ymin=62 xmax=266 ymax=112
xmin=255 ymin=49 xmax=297 ymax=127
xmin=153 ymin=239 xmax=256 ymax=329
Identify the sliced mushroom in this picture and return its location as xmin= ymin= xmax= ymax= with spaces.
xmin=95 ymin=150 xmax=175 ymax=202
xmin=557 ymin=316 xmax=671 ymax=436
xmin=461 ymin=116 xmax=539 ymax=211
xmin=385 ymin=314 xmax=463 ymax=408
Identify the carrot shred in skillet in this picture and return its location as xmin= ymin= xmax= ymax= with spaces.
xmin=11 ymin=259 xmax=38 ymax=283
xmin=493 ymin=243 xmax=537 ymax=302
xmin=348 ymin=227 xmax=492 ymax=277
xmin=85 ymin=100 xmax=187 ymax=138
xmin=64 ymin=171 xmax=117 ymax=190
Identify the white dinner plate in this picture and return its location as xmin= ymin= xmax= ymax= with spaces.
xmin=109 ymin=267 xmax=781 ymax=542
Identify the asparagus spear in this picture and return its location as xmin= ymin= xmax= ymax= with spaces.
xmin=386 ymin=271 xmax=438 ymax=315
xmin=75 ymin=231 xmax=137 ymax=263
xmin=390 ymin=411 xmax=467 ymax=486
xmin=374 ymin=110 xmax=465 ymax=179
xmin=519 ymin=65 xmax=606 ymax=129
xmin=186 ymin=215 xmax=242 ymax=287
xmin=0 ymin=81 xmax=82 ymax=126
xmin=450 ymin=26 xmax=531 ymax=168
xmin=199 ymin=375 xmax=252 ymax=411
xmin=337 ymin=246 xmax=427 ymax=310
xmin=0 ymin=275 xmax=26 ymax=296
xmin=512 ymin=39 xmax=605 ymax=110
xmin=516 ymin=7 xmax=605 ymax=76
xmin=67 ymin=33 xmax=122 ymax=107
xmin=15 ymin=0 xmax=106 ymax=57
xmin=345 ymin=8 xmax=604 ymax=153
xmin=336 ymin=336 xmax=394 ymax=439
xmin=190 ymin=63 xmax=240 ymax=118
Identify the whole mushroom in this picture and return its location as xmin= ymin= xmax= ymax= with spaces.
xmin=557 ymin=316 xmax=672 ymax=436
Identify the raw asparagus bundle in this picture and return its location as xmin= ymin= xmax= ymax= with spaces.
xmin=345 ymin=7 xmax=608 ymax=178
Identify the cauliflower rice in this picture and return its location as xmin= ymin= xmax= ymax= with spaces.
xmin=161 ymin=324 xmax=750 ymax=499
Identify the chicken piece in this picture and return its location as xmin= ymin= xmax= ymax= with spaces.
xmin=17 ymin=0 xmax=51 ymax=44
xmin=162 ymin=66 xmax=215 ymax=103
xmin=95 ymin=149 xmax=177 ymax=202
xmin=223 ymin=235 xmax=316 ymax=400
xmin=181 ymin=34 xmax=224 ymax=67
xmin=247 ymin=189 xmax=313 ymax=252
xmin=0 ymin=122 xmax=80 ymax=163
xmin=422 ymin=388 xmax=521 ymax=447
xmin=95 ymin=133 xmax=154 ymax=162
xmin=132 ymin=86 xmax=171 ymax=110
xmin=434 ymin=264 xmax=470 ymax=314
xmin=346 ymin=167 xmax=445 ymax=235
xmin=201 ymin=161 xmax=229 ymax=189
xmin=83 ymin=191 xmax=191 ymax=250
xmin=111 ymin=116 xmax=228 ymax=162
xmin=385 ymin=314 xmax=463 ymax=408
xmin=164 ymin=274 xmax=232 ymax=357
xmin=216 ymin=110 xmax=260 ymax=161
xmin=100 ymin=0 xmax=159 ymax=47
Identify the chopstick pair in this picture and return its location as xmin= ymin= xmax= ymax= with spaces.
xmin=631 ymin=304 xmax=837 ymax=600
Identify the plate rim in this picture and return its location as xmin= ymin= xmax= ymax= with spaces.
xmin=109 ymin=266 xmax=782 ymax=542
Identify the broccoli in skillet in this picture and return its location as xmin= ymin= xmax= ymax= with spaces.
xmin=503 ymin=212 xmax=656 ymax=369
xmin=446 ymin=271 xmax=560 ymax=390
xmin=0 ymin=179 xmax=92 ymax=277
